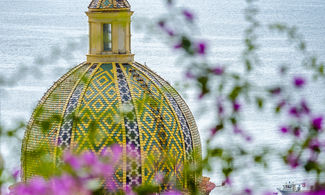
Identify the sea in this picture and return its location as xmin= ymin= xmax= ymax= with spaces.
xmin=1 ymin=0 xmax=325 ymax=194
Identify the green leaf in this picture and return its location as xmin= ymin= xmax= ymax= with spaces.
xmin=210 ymin=148 xmax=223 ymax=157
xmin=255 ymin=97 xmax=264 ymax=109
xmin=228 ymin=86 xmax=242 ymax=101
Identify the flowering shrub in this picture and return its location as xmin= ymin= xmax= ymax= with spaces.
xmin=1 ymin=0 xmax=325 ymax=194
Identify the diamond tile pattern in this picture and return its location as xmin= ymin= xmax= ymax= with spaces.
xmin=58 ymin=64 xmax=98 ymax=149
xmin=22 ymin=62 xmax=201 ymax=190
xmin=132 ymin=63 xmax=194 ymax=160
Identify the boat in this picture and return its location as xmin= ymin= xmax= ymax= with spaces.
xmin=277 ymin=182 xmax=309 ymax=194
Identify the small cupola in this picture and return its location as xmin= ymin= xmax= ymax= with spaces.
xmin=86 ymin=0 xmax=134 ymax=63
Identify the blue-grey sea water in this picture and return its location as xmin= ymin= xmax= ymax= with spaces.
xmin=1 ymin=0 xmax=325 ymax=194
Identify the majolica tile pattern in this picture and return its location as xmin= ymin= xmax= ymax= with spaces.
xmin=22 ymin=62 xmax=201 ymax=189
xmin=58 ymin=64 xmax=98 ymax=149
xmin=89 ymin=0 xmax=130 ymax=9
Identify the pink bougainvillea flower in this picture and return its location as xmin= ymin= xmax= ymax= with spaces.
xmin=182 ymin=9 xmax=194 ymax=21
xmin=309 ymin=138 xmax=320 ymax=151
xmin=185 ymin=71 xmax=195 ymax=79
xmin=105 ymin=180 xmax=118 ymax=192
xmin=293 ymin=76 xmax=306 ymax=88
xmin=280 ymin=126 xmax=289 ymax=134
xmin=244 ymin=188 xmax=253 ymax=195
xmin=63 ymin=151 xmax=81 ymax=170
xmin=211 ymin=67 xmax=224 ymax=75
xmin=12 ymin=169 xmax=20 ymax=180
xmin=300 ymin=100 xmax=310 ymax=114
xmin=289 ymin=107 xmax=301 ymax=118
xmin=28 ymin=177 xmax=48 ymax=195
xmin=211 ymin=127 xmax=218 ymax=136
xmin=82 ymin=151 xmax=97 ymax=166
xmin=162 ymin=190 xmax=182 ymax=195
xmin=233 ymin=101 xmax=241 ymax=112
xmin=110 ymin=144 xmax=123 ymax=164
xmin=174 ymin=42 xmax=182 ymax=49
xmin=293 ymin=128 xmax=301 ymax=137
xmin=158 ymin=21 xmax=165 ymax=28
xmin=198 ymin=92 xmax=205 ymax=99
xmin=196 ymin=42 xmax=206 ymax=55
xmin=222 ymin=177 xmax=232 ymax=186
xmin=312 ymin=116 xmax=323 ymax=131
xmin=166 ymin=29 xmax=175 ymax=37
xmin=124 ymin=186 xmax=136 ymax=195
xmin=287 ymin=153 xmax=299 ymax=168
xmin=270 ymin=87 xmax=282 ymax=96
xmin=233 ymin=126 xmax=243 ymax=135
xmin=305 ymin=190 xmax=325 ymax=195
xmin=245 ymin=135 xmax=252 ymax=142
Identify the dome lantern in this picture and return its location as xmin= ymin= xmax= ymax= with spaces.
xmin=87 ymin=0 xmax=134 ymax=63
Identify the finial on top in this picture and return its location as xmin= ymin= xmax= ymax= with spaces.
xmin=89 ymin=0 xmax=130 ymax=10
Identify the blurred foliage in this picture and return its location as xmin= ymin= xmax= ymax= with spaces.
xmin=1 ymin=0 xmax=325 ymax=194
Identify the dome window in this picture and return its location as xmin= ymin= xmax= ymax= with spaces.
xmin=103 ymin=23 xmax=112 ymax=51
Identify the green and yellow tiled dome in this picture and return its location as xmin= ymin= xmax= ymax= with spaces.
xmin=21 ymin=0 xmax=201 ymax=190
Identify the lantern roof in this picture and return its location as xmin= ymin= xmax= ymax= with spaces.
xmin=88 ymin=0 xmax=130 ymax=10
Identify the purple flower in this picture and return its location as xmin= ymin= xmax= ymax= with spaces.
xmin=182 ymin=10 xmax=194 ymax=21
xmin=124 ymin=186 xmax=136 ymax=195
xmin=211 ymin=127 xmax=218 ymax=136
xmin=289 ymin=107 xmax=300 ymax=118
xmin=196 ymin=42 xmax=206 ymax=55
xmin=293 ymin=128 xmax=301 ymax=137
xmin=244 ymin=188 xmax=253 ymax=195
xmin=293 ymin=76 xmax=306 ymax=88
xmin=29 ymin=177 xmax=48 ymax=194
xmin=162 ymin=190 xmax=182 ymax=195
xmin=233 ymin=101 xmax=241 ymax=112
xmin=185 ymin=71 xmax=195 ymax=79
xmin=12 ymin=169 xmax=20 ymax=180
xmin=270 ymin=87 xmax=282 ymax=96
xmin=278 ymin=100 xmax=286 ymax=108
xmin=82 ymin=151 xmax=97 ymax=166
xmin=111 ymin=144 xmax=123 ymax=164
xmin=158 ymin=21 xmax=165 ymax=28
xmin=309 ymin=139 xmax=320 ymax=151
xmin=212 ymin=67 xmax=224 ymax=75
xmin=154 ymin=172 xmax=165 ymax=184
xmin=63 ymin=151 xmax=81 ymax=170
xmin=233 ymin=126 xmax=243 ymax=135
xmin=198 ymin=92 xmax=205 ymax=99
xmin=166 ymin=29 xmax=175 ymax=37
xmin=222 ymin=177 xmax=232 ymax=186
xmin=174 ymin=42 xmax=182 ymax=49
xmin=280 ymin=126 xmax=289 ymax=134
xmin=287 ymin=153 xmax=299 ymax=168
xmin=305 ymin=190 xmax=325 ymax=195
xmin=301 ymin=100 xmax=310 ymax=115
xmin=105 ymin=180 xmax=118 ymax=192
xmin=312 ymin=116 xmax=323 ymax=131
xmin=245 ymin=135 xmax=252 ymax=142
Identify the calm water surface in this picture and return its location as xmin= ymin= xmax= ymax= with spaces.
xmin=1 ymin=0 xmax=325 ymax=194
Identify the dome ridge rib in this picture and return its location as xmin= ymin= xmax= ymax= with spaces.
xmin=69 ymin=63 xmax=102 ymax=150
xmin=112 ymin=63 xmax=127 ymax=188
xmin=118 ymin=63 xmax=145 ymax=184
xmin=53 ymin=63 xmax=98 ymax=164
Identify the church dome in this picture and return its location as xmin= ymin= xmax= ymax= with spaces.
xmin=21 ymin=0 xmax=201 ymax=190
